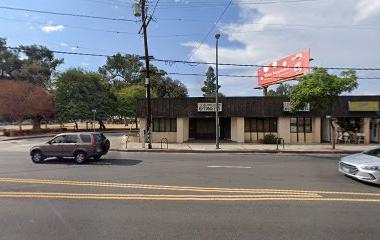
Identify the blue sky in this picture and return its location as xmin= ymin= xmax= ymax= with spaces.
xmin=1 ymin=0 xmax=380 ymax=96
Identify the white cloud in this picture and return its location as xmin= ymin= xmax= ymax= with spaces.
xmin=182 ymin=0 xmax=380 ymax=96
xmin=41 ymin=24 xmax=64 ymax=33
xmin=355 ymin=0 xmax=380 ymax=22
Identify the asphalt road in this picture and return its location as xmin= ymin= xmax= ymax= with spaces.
xmin=1 ymin=139 xmax=380 ymax=240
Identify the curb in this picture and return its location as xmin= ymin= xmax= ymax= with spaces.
xmin=0 ymin=134 xmax=56 ymax=142
xmin=0 ymin=130 xmax=127 ymax=142
xmin=110 ymin=148 xmax=359 ymax=155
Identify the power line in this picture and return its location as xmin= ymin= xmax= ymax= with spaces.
xmin=150 ymin=0 xmax=161 ymax=18
xmin=151 ymin=58 xmax=380 ymax=71
xmin=154 ymin=0 xmax=321 ymax=9
xmin=5 ymin=46 xmax=380 ymax=71
xmin=0 ymin=16 xmax=137 ymax=35
xmin=165 ymin=72 xmax=380 ymax=80
xmin=0 ymin=16 xmax=203 ymax=38
xmin=0 ymin=6 xmax=137 ymax=22
xmin=186 ymin=0 xmax=233 ymax=61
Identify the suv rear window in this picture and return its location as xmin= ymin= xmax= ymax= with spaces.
xmin=93 ymin=133 xmax=106 ymax=143
xmin=80 ymin=134 xmax=92 ymax=143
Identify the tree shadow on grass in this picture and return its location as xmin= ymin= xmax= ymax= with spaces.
xmin=42 ymin=157 xmax=142 ymax=166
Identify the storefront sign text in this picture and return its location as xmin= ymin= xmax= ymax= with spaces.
xmin=197 ymin=103 xmax=222 ymax=112
xmin=349 ymin=101 xmax=379 ymax=112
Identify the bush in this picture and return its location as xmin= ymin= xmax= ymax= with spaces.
xmin=3 ymin=128 xmax=68 ymax=137
xmin=3 ymin=129 xmax=11 ymax=137
xmin=262 ymin=134 xmax=278 ymax=144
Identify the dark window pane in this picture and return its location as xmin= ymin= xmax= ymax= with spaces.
xmin=290 ymin=118 xmax=297 ymax=133
xmin=65 ymin=135 xmax=79 ymax=143
xmin=251 ymin=119 xmax=257 ymax=132
xmin=269 ymin=119 xmax=277 ymax=132
xmin=263 ymin=119 xmax=270 ymax=132
xmin=257 ymin=119 xmax=263 ymax=132
xmin=305 ymin=118 xmax=312 ymax=133
xmin=165 ymin=119 xmax=170 ymax=132
xmin=171 ymin=119 xmax=177 ymax=132
xmin=244 ymin=118 xmax=251 ymax=132
xmin=94 ymin=133 xmax=105 ymax=142
xmin=80 ymin=134 xmax=91 ymax=143
xmin=153 ymin=118 xmax=176 ymax=132
xmin=51 ymin=135 xmax=66 ymax=144
xmin=298 ymin=118 xmax=304 ymax=132
xmin=160 ymin=119 xmax=165 ymax=132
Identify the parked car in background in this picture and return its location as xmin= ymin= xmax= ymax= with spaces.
xmin=339 ymin=147 xmax=380 ymax=185
xmin=30 ymin=132 xmax=110 ymax=164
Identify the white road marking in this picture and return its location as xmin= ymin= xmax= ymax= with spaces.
xmin=207 ymin=166 xmax=252 ymax=169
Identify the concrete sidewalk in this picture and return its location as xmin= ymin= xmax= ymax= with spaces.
xmin=0 ymin=134 xmax=376 ymax=154
xmin=110 ymin=136 xmax=377 ymax=154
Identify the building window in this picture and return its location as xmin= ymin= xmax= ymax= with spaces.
xmin=245 ymin=118 xmax=277 ymax=133
xmin=153 ymin=118 xmax=177 ymax=132
xmin=290 ymin=117 xmax=312 ymax=133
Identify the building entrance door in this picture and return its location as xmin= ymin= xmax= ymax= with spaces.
xmin=189 ymin=118 xmax=231 ymax=140
xmin=370 ymin=119 xmax=379 ymax=143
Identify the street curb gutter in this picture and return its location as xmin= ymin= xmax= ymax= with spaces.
xmin=110 ymin=149 xmax=360 ymax=155
xmin=0 ymin=134 xmax=56 ymax=142
xmin=0 ymin=130 xmax=127 ymax=142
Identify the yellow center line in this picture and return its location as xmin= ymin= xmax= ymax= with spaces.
xmin=0 ymin=192 xmax=322 ymax=198
xmin=0 ymin=194 xmax=379 ymax=203
xmin=1 ymin=177 xmax=380 ymax=197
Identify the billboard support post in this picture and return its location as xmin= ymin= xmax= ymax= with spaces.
xmin=263 ymin=86 xmax=268 ymax=96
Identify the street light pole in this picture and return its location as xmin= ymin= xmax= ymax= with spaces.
xmin=215 ymin=33 xmax=221 ymax=149
xmin=138 ymin=0 xmax=152 ymax=149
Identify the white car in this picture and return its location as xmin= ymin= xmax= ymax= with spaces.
xmin=339 ymin=148 xmax=380 ymax=184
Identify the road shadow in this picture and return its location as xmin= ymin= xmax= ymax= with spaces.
xmin=42 ymin=158 xmax=142 ymax=166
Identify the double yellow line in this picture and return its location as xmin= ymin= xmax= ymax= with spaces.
xmin=0 ymin=177 xmax=380 ymax=202
xmin=0 ymin=192 xmax=321 ymax=201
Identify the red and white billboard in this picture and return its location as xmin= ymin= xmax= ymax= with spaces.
xmin=258 ymin=49 xmax=311 ymax=86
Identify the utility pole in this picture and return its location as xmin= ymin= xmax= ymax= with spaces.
xmin=134 ymin=0 xmax=152 ymax=149
xmin=215 ymin=33 xmax=221 ymax=149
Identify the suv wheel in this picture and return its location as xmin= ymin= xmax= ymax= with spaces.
xmin=31 ymin=150 xmax=45 ymax=163
xmin=74 ymin=151 xmax=86 ymax=164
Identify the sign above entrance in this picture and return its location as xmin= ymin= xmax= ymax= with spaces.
xmin=349 ymin=101 xmax=379 ymax=112
xmin=198 ymin=103 xmax=222 ymax=112
xmin=283 ymin=102 xmax=310 ymax=112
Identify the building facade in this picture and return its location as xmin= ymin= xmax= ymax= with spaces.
xmin=137 ymin=96 xmax=380 ymax=144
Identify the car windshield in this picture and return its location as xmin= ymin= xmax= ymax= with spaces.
xmin=363 ymin=148 xmax=380 ymax=158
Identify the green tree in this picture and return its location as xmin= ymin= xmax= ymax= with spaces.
xmin=201 ymin=66 xmax=222 ymax=97
xmin=0 ymin=38 xmax=22 ymax=79
xmin=54 ymin=69 xmax=117 ymax=124
xmin=99 ymin=53 xmax=143 ymax=88
xmin=117 ymin=85 xmax=146 ymax=120
xmin=0 ymin=39 xmax=63 ymax=87
xmin=152 ymin=76 xmax=188 ymax=98
xmin=14 ymin=45 xmax=63 ymax=87
xmin=268 ymin=83 xmax=293 ymax=96
xmin=290 ymin=68 xmax=358 ymax=111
